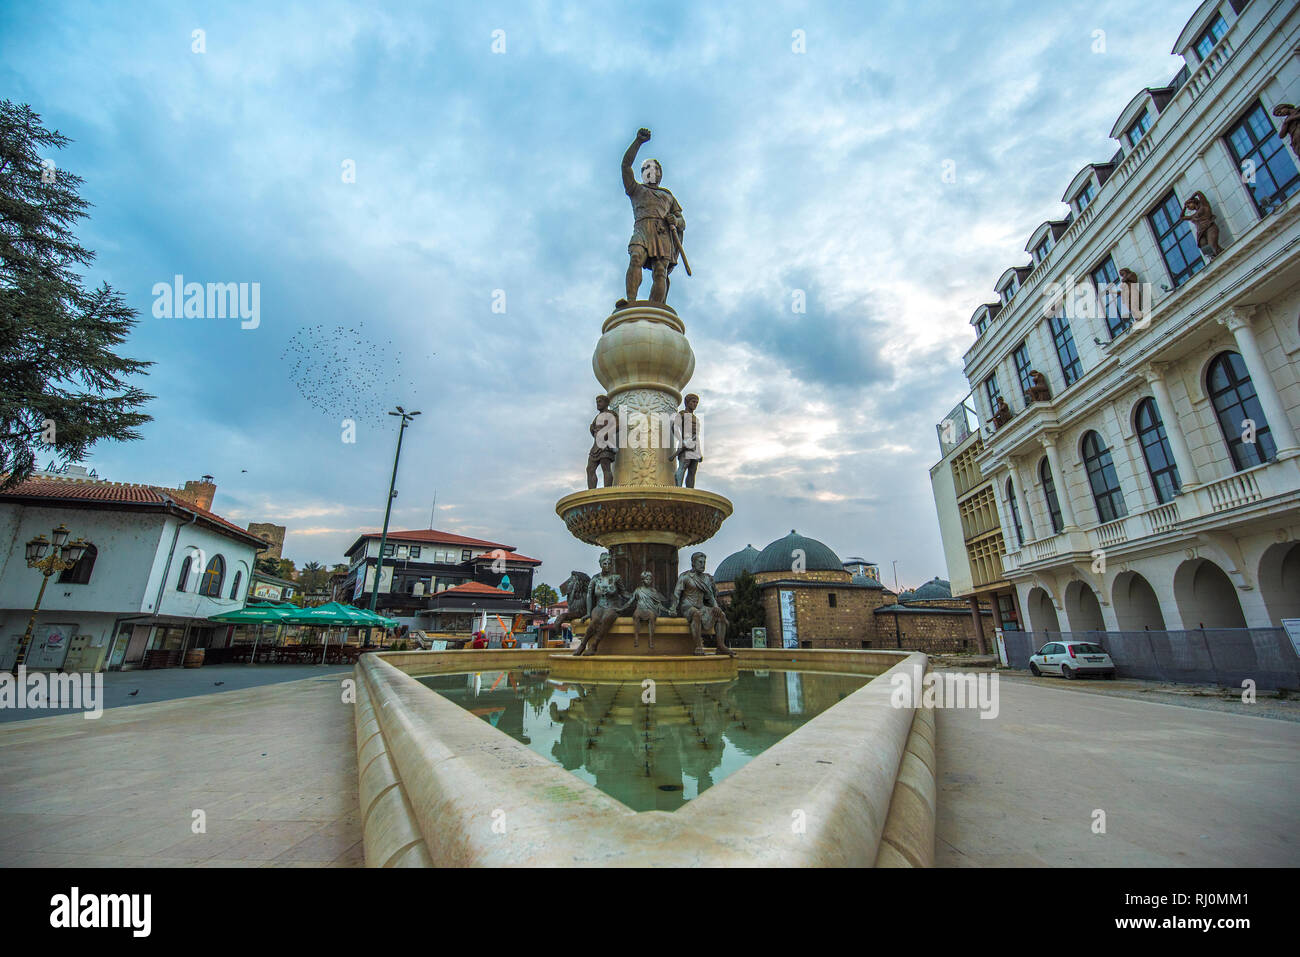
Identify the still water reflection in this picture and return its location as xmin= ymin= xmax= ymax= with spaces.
xmin=419 ymin=669 xmax=868 ymax=812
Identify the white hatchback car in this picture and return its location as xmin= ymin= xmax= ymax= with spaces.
xmin=1029 ymin=640 xmax=1116 ymax=679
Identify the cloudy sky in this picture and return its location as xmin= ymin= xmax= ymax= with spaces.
xmin=2 ymin=0 xmax=1202 ymax=590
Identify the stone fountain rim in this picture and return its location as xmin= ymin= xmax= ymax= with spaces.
xmin=555 ymin=484 xmax=733 ymax=517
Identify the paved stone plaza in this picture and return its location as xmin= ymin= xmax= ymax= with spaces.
xmin=0 ymin=664 xmax=352 ymax=723
xmin=0 ymin=670 xmax=362 ymax=867
xmin=936 ymin=673 xmax=1300 ymax=867
xmin=2 ymin=663 xmax=1297 ymax=867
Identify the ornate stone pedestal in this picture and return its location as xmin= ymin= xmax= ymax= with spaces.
xmin=555 ymin=486 xmax=732 ymax=597
xmin=556 ymin=302 xmax=733 ymax=664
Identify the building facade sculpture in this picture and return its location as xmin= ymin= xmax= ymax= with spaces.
xmin=929 ymin=2 xmax=1300 ymax=648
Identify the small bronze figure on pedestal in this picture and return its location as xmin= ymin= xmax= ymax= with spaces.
xmin=586 ymin=395 xmax=618 ymax=489
xmin=673 ymin=393 xmax=702 ymax=488
xmin=670 ymin=552 xmax=733 ymax=657
xmin=620 ymin=570 xmax=668 ymax=652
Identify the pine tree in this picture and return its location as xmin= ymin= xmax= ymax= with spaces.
xmin=0 ymin=101 xmax=152 ymax=487
xmin=726 ymin=569 xmax=765 ymax=637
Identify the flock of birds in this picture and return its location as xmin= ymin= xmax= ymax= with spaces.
xmin=280 ymin=322 xmax=427 ymax=428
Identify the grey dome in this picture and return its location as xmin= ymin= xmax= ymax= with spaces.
xmin=754 ymin=530 xmax=843 ymax=575
xmin=851 ymin=573 xmax=884 ymax=589
xmin=913 ymin=577 xmax=952 ymax=600
xmin=898 ymin=588 xmax=918 ymax=602
xmin=714 ymin=545 xmax=761 ymax=583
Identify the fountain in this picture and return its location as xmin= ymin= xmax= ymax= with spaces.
xmin=553 ymin=128 xmax=735 ymax=681
xmin=349 ymin=128 xmax=937 ymax=868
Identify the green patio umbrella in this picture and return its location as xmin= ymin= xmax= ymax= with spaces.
xmin=281 ymin=602 xmax=398 ymax=662
xmin=208 ymin=604 xmax=295 ymax=662
xmin=208 ymin=604 xmax=295 ymax=624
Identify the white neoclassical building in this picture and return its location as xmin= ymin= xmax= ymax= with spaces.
xmin=931 ymin=0 xmax=1300 ymax=639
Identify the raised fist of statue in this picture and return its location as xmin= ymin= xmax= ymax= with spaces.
xmin=636 ymin=128 xmax=652 ymax=142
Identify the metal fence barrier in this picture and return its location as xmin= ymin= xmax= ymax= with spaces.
xmin=999 ymin=628 xmax=1299 ymax=690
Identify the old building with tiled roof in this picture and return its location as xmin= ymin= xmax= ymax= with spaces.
xmin=342 ymin=527 xmax=542 ymax=632
xmin=0 ymin=467 xmax=266 ymax=670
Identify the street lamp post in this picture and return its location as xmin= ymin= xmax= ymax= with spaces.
xmin=15 ymin=524 xmax=91 ymax=673
xmin=366 ymin=407 xmax=420 ymax=641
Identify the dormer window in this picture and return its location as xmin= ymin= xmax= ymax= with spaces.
xmin=1033 ymin=236 xmax=1053 ymax=264
xmin=999 ymin=275 xmax=1020 ymax=306
xmin=1193 ymin=13 xmax=1228 ymax=61
xmin=1072 ymin=180 xmax=1097 ymax=213
xmin=976 ymin=314 xmax=989 ymax=336
xmin=1125 ymin=110 xmax=1151 ymax=148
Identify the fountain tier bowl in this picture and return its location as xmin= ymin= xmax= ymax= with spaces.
xmin=555 ymin=485 xmax=732 ymax=548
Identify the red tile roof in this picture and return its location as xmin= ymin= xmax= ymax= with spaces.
xmin=344 ymin=527 xmax=515 ymax=557
xmin=374 ymin=528 xmax=510 ymax=548
xmin=437 ymin=581 xmax=518 ymax=598
xmin=0 ymin=476 xmax=265 ymax=546
xmin=470 ymin=549 xmax=541 ymax=565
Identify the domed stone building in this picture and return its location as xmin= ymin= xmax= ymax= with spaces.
xmin=714 ymin=532 xmax=991 ymax=652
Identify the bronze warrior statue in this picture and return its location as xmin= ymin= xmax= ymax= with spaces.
xmin=586 ymin=394 xmax=618 ymax=489
xmin=618 ymin=128 xmax=687 ymax=307
xmin=673 ymin=393 xmax=702 ymax=488
xmin=670 ymin=551 xmax=733 ymax=657
xmin=574 ymin=552 xmax=628 ymax=656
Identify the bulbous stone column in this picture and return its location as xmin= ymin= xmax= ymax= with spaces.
xmin=592 ymin=302 xmax=694 ymax=487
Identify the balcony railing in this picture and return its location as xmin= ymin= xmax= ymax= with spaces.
xmin=1095 ymin=515 xmax=1131 ymax=548
xmin=1114 ymin=127 xmax=1158 ymax=186
xmin=998 ymin=459 xmax=1297 ymax=575
xmin=1029 ymin=536 xmax=1060 ymax=561
xmin=1144 ymin=500 xmax=1180 ymax=535
xmin=1202 ymin=468 xmax=1263 ymax=512
xmin=1182 ymin=36 xmax=1234 ymax=104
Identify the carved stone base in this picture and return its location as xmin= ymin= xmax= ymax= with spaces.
xmin=548 ymin=651 xmax=737 ymax=683
xmin=570 ymin=617 xmax=699 ymax=656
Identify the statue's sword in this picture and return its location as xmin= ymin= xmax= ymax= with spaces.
xmin=666 ymin=221 xmax=692 ymax=276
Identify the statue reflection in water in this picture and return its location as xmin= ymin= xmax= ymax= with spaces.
xmin=548 ymin=679 xmax=740 ymax=811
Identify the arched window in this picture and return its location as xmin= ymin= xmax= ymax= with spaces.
xmin=57 ymin=544 xmax=97 ymax=585
xmin=229 ymin=570 xmax=243 ymax=600
xmin=1207 ymin=351 xmax=1276 ymax=470
xmin=1039 ymin=458 xmax=1063 ymax=534
xmin=1134 ymin=398 xmax=1180 ymax=503
xmin=176 ymin=555 xmax=192 ymax=591
xmin=1082 ymin=431 xmax=1127 ymax=522
xmin=199 ymin=555 xmax=226 ymax=597
xmin=1005 ymin=478 xmax=1024 ymax=546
